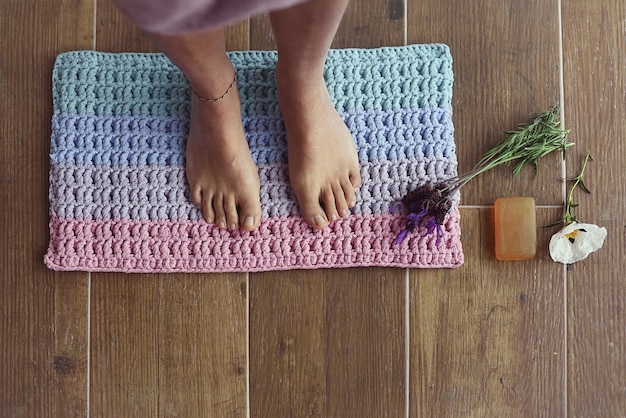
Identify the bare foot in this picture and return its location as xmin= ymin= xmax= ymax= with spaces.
xmin=276 ymin=66 xmax=362 ymax=229
xmin=185 ymin=78 xmax=262 ymax=232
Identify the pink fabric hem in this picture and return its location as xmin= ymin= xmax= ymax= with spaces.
xmin=45 ymin=210 xmax=464 ymax=273
xmin=111 ymin=0 xmax=308 ymax=34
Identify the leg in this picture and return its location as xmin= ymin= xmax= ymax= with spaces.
xmin=148 ymin=30 xmax=262 ymax=231
xmin=269 ymin=0 xmax=362 ymax=229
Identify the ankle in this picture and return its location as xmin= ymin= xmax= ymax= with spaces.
xmin=184 ymin=57 xmax=236 ymax=99
xmin=275 ymin=61 xmax=326 ymax=92
xmin=189 ymin=71 xmax=237 ymax=103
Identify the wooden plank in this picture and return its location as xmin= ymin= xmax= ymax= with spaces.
xmin=95 ymin=0 xmax=157 ymax=53
xmin=90 ymin=272 xmax=248 ymax=418
xmin=90 ymin=3 xmax=250 ymax=417
xmin=408 ymin=2 xmax=567 ymax=415
xmin=250 ymin=0 xmax=405 ymax=50
xmin=90 ymin=276 xmax=159 ymax=417
xmin=249 ymin=273 xmax=326 ymax=417
xmin=410 ymin=208 xmax=565 ymax=416
xmin=90 ymin=4 xmax=161 ymax=416
xmin=225 ymin=21 xmax=251 ymax=51
xmin=158 ymin=275 xmax=248 ymax=417
xmin=333 ymin=0 xmax=405 ymax=48
xmin=408 ymin=0 xmax=563 ymax=206
xmin=324 ymin=269 xmax=406 ymax=417
xmin=249 ymin=1 xmax=408 ymax=416
xmin=250 ymin=270 xmax=407 ymax=418
xmin=51 ymin=277 xmax=90 ymax=417
xmin=562 ymin=2 xmax=626 ymax=416
xmin=0 ymin=0 xmax=93 ymax=416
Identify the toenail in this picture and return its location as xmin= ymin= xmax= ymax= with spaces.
xmin=341 ymin=209 xmax=349 ymax=217
xmin=330 ymin=213 xmax=338 ymax=221
xmin=243 ymin=216 xmax=255 ymax=228
xmin=218 ymin=221 xmax=226 ymax=229
xmin=229 ymin=223 xmax=237 ymax=230
xmin=313 ymin=215 xmax=326 ymax=226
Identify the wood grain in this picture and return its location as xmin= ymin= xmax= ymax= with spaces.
xmin=158 ymin=275 xmax=248 ymax=417
xmin=90 ymin=276 xmax=160 ymax=417
xmin=324 ymin=269 xmax=406 ymax=417
xmin=562 ymin=2 xmax=626 ymax=416
xmin=248 ymin=1 xmax=408 ymax=416
xmin=332 ymin=0 xmax=405 ymax=48
xmin=95 ymin=0 xmax=157 ymax=53
xmin=410 ymin=208 xmax=565 ymax=416
xmin=51 ymin=277 xmax=90 ymax=417
xmin=0 ymin=0 xmax=93 ymax=416
xmin=408 ymin=0 xmax=563 ymax=206
xmin=90 ymin=273 xmax=249 ymax=417
xmin=249 ymin=273 xmax=326 ymax=417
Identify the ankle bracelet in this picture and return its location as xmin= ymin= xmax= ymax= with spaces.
xmin=188 ymin=71 xmax=237 ymax=103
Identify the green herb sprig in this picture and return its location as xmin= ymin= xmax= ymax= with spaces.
xmin=443 ymin=105 xmax=574 ymax=196
xmin=489 ymin=105 xmax=572 ymax=174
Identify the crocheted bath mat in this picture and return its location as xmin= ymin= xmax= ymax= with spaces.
xmin=46 ymin=45 xmax=464 ymax=272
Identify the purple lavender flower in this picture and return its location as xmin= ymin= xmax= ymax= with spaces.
xmin=393 ymin=184 xmax=452 ymax=245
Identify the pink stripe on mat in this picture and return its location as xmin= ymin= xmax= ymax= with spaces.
xmin=45 ymin=209 xmax=463 ymax=273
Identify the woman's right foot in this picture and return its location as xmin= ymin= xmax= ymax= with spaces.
xmin=185 ymin=71 xmax=262 ymax=232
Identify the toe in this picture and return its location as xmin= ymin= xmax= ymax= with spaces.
xmin=190 ymin=186 xmax=203 ymax=208
xmin=201 ymin=192 xmax=215 ymax=224
xmin=332 ymin=182 xmax=350 ymax=217
xmin=224 ymin=195 xmax=239 ymax=231
xmin=349 ymin=167 xmax=362 ymax=189
xmin=321 ymin=186 xmax=339 ymax=222
xmin=238 ymin=198 xmax=262 ymax=232
xmin=341 ymin=177 xmax=357 ymax=209
xmin=212 ymin=194 xmax=227 ymax=229
xmin=297 ymin=191 xmax=328 ymax=229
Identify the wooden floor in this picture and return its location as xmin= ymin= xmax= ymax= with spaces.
xmin=1 ymin=0 xmax=624 ymax=416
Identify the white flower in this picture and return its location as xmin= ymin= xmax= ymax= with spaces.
xmin=549 ymin=222 xmax=607 ymax=264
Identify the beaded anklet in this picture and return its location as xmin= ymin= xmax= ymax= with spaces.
xmin=189 ymin=71 xmax=237 ymax=103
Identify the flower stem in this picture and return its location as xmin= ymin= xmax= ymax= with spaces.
xmin=563 ymin=151 xmax=593 ymax=224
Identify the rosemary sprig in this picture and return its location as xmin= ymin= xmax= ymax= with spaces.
xmin=444 ymin=105 xmax=573 ymax=195
xmin=546 ymin=151 xmax=593 ymax=227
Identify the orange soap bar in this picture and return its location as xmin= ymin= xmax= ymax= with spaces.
xmin=494 ymin=197 xmax=536 ymax=260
